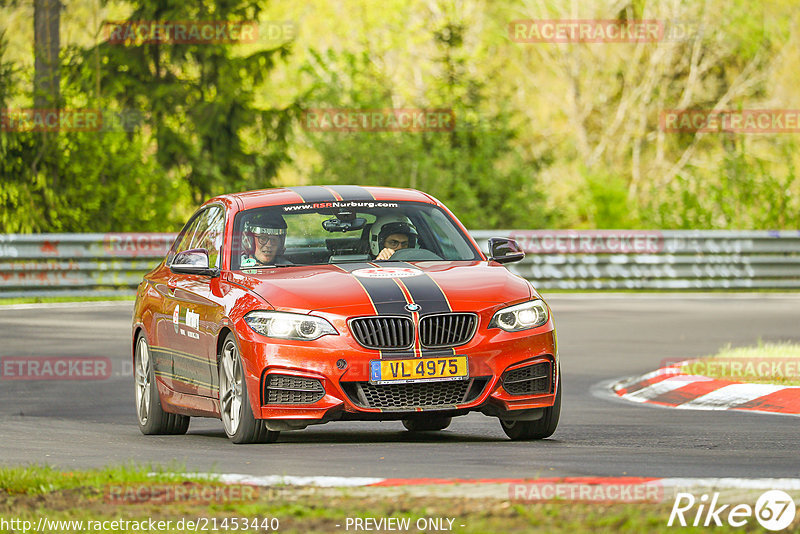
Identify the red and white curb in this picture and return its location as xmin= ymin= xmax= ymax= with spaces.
xmin=208 ymin=473 xmax=800 ymax=490
xmin=612 ymin=364 xmax=800 ymax=416
xmin=180 ymin=473 xmax=800 ymax=503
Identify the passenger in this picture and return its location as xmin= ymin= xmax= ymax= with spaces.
xmin=241 ymin=213 xmax=293 ymax=267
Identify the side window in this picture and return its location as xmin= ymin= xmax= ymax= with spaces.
xmin=171 ymin=216 xmax=203 ymax=262
xmin=171 ymin=206 xmax=225 ymax=268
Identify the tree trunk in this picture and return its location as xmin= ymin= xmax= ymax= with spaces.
xmin=34 ymin=0 xmax=61 ymax=108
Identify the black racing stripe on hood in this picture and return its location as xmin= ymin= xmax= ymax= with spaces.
xmin=392 ymin=262 xmax=451 ymax=315
xmin=288 ymin=186 xmax=338 ymax=203
xmin=326 ymin=185 xmax=376 ymax=201
xmin=354 ymin=277 xmax=409 ymax=316
xmin=335 ymin=263 xmax=410 ymax=316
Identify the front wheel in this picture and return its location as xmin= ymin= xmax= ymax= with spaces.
xmin=218 ymin=333 xmax=280 ymax=444
xmin=134 ymin=334 xmax=189 ymax=435
xmin=500 ymin=372 xmax=561 ymax=441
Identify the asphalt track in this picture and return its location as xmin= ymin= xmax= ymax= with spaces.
xmin=0 ymin=295 xmax=798 ymax=479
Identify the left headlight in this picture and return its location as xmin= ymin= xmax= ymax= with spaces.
xmin=244 ymin=311 xmax=338 ymax=341
xmin=488 ymin=299 xmax=549 ymax=332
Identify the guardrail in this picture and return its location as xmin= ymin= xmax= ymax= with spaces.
xmin=0 ymin=234 xmax=176 ymax=298
xmin=471 ymin=230 xmax=800 ymax=290
xmin=1 ymin=230 xmax=799 ymax=297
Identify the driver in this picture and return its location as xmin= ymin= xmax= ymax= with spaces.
xmin=369 ymin=215 xmax=418 ymax=260
xmin=241 ymin=212 xmax=292 ymax=267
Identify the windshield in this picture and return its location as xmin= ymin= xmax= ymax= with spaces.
xmin=231 ymin=201 xmax=481 ymax=269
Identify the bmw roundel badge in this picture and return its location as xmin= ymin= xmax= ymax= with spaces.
xmin=405 ymin=303 xmax=422 ymax=312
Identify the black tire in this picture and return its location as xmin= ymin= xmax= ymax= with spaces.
xmin=134 ymin=334 xmax=190 ymax=435
xmin=218 ymin=333 xmax=280 ymax=444
xmin=402 ymin=416 xmax=452 ymax=432
xmin=500 ymin=372 xmax=561 ymax=441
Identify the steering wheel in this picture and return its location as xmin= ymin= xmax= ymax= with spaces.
xmin=383 ymin=248 xmax=443 ymax=261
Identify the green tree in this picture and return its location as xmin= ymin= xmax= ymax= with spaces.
xmin=299 ymin=5 xmax=551 ymax=230
xmin=69 ymin=0 xmax=297 ymax=205
xmin=0 ymin=29 xmax=185 ymax=233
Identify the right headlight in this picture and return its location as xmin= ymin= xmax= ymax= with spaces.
xmin=244 ymin=311 xmax=337 ymax=341
xmin=488 ymin=299 xmax=549 ymax=332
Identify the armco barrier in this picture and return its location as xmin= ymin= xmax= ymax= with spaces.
xmin=0 ymin=230 xmax=799 ymax=297
xmin=471 ymin=230 xmax=800 ymax=290
xmin=0 ymin=233 xmax=176 ymax=298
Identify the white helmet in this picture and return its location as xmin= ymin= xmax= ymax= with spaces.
xmin=369 ymin=215 xmax=418 ymax=256
xmin=242 ymin=212 xmax=287 ymax=257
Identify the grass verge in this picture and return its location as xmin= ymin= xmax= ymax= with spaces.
xmin=0 ymin=296 xmax=135 ymax=305
xmin=0 ymin=465 xmax=760 ymax=533
xmin=678 ymin=342 xmax=800 ymax=386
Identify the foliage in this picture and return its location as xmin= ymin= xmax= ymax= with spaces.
xmin=1 ymin=0 xmax=799 ymax=232
xmin=64 ymin=0 xmax=297 ymax=206
xmin=299 ymin=13 xmax=552 ymax=229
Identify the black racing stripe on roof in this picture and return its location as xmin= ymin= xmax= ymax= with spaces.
xmin=335 ymin=263 xmax=373 ymax=273
xmin=326 ymin=185 xmax=376 ymax=201
xmin=288 ymin=186 xmax=338 ymax=203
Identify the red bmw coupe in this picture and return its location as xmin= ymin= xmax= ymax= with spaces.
xmin=132 ymin=186 xmax=560 ymax=443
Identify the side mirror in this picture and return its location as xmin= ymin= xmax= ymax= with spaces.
xmin=170 ymin=249 xmax=219 ymax=276
xmin=487 ymin=238 xmax=525 ymax=264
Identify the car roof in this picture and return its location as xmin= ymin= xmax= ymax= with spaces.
xmin=207 ymin=186 xmax=438 ymax=210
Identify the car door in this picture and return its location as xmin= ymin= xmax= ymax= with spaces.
xmin=151 ymin=213 xmax=204 ymax=393
xmin=164 ymin=205 xmax=226 ymax=398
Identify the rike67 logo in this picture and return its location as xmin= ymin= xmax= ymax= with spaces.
xmin=669 ymin=490 xmax=796 ymax=531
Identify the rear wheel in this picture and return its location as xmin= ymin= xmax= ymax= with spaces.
xmin=218 ymin=333 xmax=280 ymax=444
xmin=402 ymin=416 xmax=452 ymax=432
xmin=134 ymin=334 xmax=189 ymax=435
xmin=500 ymin=372 xmax=561 ymax=441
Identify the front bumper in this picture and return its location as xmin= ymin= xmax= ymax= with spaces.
xmin=233 ymin=315 xmax=558 ymax=424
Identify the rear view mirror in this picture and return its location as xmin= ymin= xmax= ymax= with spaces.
xmin=487 ymin=238 xmax=525 ymax=264
xmin=323 ymin=217 xmax=367 ymax=233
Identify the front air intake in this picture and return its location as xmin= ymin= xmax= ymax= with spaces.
xmin=502 ymin=361 xmax=552 ymax=396
xmin=263 ymin=374 xmax=325 ymax=405
xmin=342 ymin=377 xmax=489 ymax=411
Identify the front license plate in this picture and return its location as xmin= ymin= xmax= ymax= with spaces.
xmin=369 ymin=356 xmax=468 ymax=384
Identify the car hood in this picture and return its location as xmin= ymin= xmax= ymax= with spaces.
xmin=227 ymin=261 xmax=532 ymax=314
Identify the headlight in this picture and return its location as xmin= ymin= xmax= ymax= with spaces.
xmin=488 ymin=300 xmax=549 ymax=332
xmin=244 ymin=311 xmax=337 ymax=341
